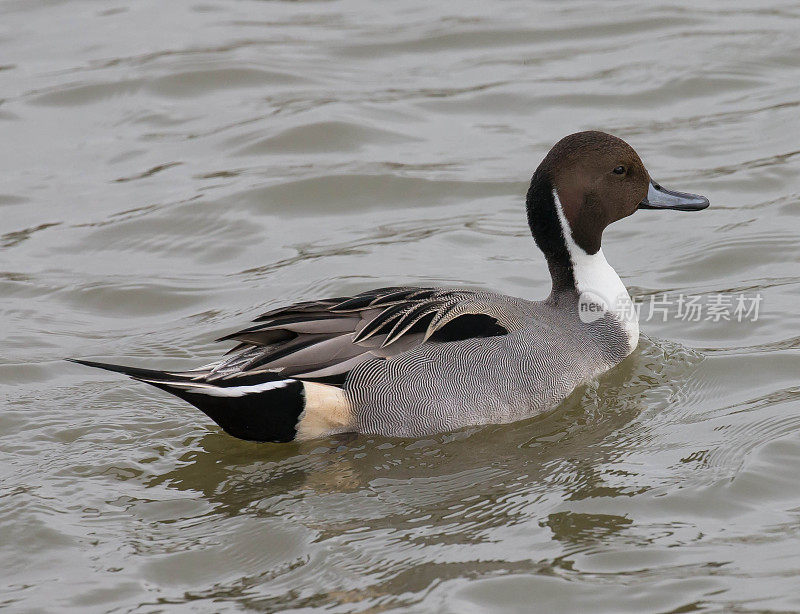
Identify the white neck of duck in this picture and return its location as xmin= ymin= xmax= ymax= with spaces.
xmin=553 ymin=190 xmax=640 ymax=353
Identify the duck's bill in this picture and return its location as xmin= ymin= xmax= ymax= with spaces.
xmin=638 ymin=180 xmax=709 ymax=211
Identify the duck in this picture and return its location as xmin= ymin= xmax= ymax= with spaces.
xmin=71 ymin=131 xmax=709 ymax=443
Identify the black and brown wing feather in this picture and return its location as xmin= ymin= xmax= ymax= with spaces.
xmin=212 ymin=286 xmax=516 ymax=381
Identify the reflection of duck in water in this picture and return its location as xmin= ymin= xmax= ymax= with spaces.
xmin=72 ymin=131 xmax=708 ymax=443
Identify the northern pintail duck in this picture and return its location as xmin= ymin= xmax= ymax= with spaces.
xmin=72 ymin=131 xmax=709 ymax=442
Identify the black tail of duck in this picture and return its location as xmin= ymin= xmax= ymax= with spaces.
xmin=67 ymin=358 xmax=316 ymax=442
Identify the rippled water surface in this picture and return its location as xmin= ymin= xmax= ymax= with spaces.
xmin=3 ymin=1 xmax=800 ymax=611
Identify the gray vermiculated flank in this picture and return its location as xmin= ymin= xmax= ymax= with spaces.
xmin=344 ymin=291 xmax=631 ymax=437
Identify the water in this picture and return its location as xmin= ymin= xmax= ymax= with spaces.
xmin=2 ymin=0 xmax=800 ymax=611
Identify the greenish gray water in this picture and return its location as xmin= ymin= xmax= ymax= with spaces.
xmin=2 ymin=1 xmax=800 ymax=611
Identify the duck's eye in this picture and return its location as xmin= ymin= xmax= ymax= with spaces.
xmin=613 ymin=165 xmax=626 ymax=175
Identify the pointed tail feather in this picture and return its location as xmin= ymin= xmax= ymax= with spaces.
xmin=66 ymin=358 xmax=194 ymax=381
xmin=68 ymin=358 xmax=306 ymax=442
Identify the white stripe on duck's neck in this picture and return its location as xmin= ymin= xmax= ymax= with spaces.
xmin=552 ymin=190 xmax=639 ymax=352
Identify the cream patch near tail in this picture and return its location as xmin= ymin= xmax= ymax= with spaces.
xmin=297 ymin=381 xmax=353 ymax=441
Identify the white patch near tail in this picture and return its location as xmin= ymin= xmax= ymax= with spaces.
xmin=145 ymin=378 xmax=293 ymax=397
xmin=296 ymin=381 xmax=352 ymax=441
